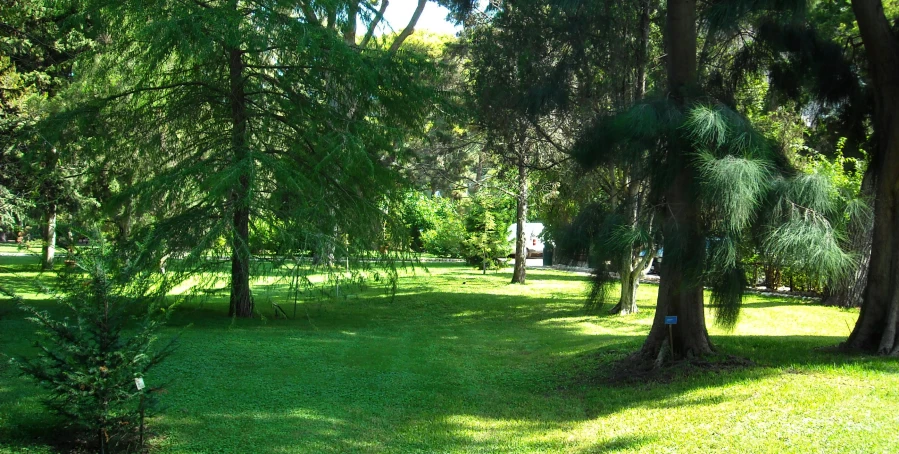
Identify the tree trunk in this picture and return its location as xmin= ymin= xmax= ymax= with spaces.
xmin=611 ymin=265 xmax=641 ymax=315
xmin=41 ymin=203 xmax=57 ymax=270
xmin=641 ymin=168 xmax=711 ymax=359
xmin=511 ymin=152 xmax=528 ymax=284
xmin=640 ymin=0 xmax=712 ymax=360
xmin=635 ymin=0 xmax=653 ymax=99
xmin=608 ymin=0 xmax=655 ymax=316
xmin=844 ymin=0 xmax=899 ymax=353
xmin=387 ymin=0 xmax=426 ymax=54
xmin=610 ymin=179 xmax=651 ymax=315
xmin=228 ymin=47 xmax=253 ymax=318
xmin=114 ymin=171 xmax=135 ymax=244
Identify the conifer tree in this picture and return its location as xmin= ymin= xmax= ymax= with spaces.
xmin=574 ymin=0 xmax=852 ymax=361
xmin=70 ymin=0 xmax=473 ymax=317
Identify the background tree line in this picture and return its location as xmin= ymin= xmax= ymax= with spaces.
xmin=3 ymin=0 xmax=899 ymax=360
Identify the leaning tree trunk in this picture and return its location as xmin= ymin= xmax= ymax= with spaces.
xmin=41 ymin=202 xmax=57 ymax=270
xmin=511 ymin=152 xmax=528 ymax=284
xmin=844 ymin=0 xmax=899 ymax=353
xmin=608 ymin=0 xmax=655 ymax=316
xmin=227 ymin=47 xmax=253 ymax=318
xmin=640 ymin=0 xmax=712 ymax=361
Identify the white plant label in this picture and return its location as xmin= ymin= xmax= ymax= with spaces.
xmin=135 ymin=377 xmax=145 ymax=391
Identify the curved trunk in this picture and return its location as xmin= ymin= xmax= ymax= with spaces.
xmin=512 ymin=154 xmax=528 ymax=284
xmin=228 ymin=47 xmax=254 ymax=318
xmin=844 ymin=0 xmax=899 ymax=353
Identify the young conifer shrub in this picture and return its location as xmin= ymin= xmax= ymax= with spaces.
xmin=10 ymin=243 xmax=177 ymax=453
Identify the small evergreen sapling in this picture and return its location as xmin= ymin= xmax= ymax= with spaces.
xmin=10 ymin=244 xmax=177 ymax=453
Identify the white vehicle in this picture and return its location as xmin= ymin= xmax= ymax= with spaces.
xmin=506 ymin=222 xmax=545 ymax=258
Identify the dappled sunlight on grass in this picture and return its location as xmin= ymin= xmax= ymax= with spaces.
xmin=3 ymin=260 xmax=898 ymax=453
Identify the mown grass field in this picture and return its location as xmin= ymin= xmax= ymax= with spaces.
xmin=1 ymin=256 xmax=897 ymax=453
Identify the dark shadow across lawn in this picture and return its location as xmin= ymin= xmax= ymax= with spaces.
xmin=1 ymin=262 xmax=894 ymax=453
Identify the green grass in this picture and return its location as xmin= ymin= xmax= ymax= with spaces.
xmin=1 ymin=258 xmax=897 ymax=453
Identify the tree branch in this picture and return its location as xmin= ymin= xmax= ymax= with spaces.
xmin=388 ymin=0 xmax=426 ymax=55
xmin=360 ymin=0 xmax=389 ymax=48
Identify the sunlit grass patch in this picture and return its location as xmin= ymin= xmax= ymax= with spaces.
xmin=1 ymin=260 xmax=894 ymax=453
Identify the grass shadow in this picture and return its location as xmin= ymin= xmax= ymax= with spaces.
xmin=2 ymin=262 xmax=896 ymax=453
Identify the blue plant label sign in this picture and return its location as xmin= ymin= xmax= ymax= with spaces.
xmin=665 ymin=316 xmax=678 ymax=325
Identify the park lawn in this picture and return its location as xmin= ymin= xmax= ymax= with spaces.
xmin=1 ymin=259 xmax=897 ymax=453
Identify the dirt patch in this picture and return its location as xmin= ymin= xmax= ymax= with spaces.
xmin=561 ymin=349 xmax=756 ymax=389
xmin=605 ymin=353 xmax=755 ymax=386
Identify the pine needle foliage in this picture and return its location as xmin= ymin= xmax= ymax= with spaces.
xmin=761 ymin=158 xmax=859 ymax=289
xmin=574 ymin=89 xmax=854 ymax=329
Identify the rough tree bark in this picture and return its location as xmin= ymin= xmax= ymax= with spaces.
xmin=843 ymin=0 xmax=899 ymax=354
xmin=512 ymin=150 xmax=528 ymax=284
xmin=228 ymin=46 xmax=254 ymax=318
xmin=639 ymin=0 xmax=713 ymax=360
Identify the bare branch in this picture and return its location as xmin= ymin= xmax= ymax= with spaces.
xmin=298 ymin=1 xmax=319 ymax=24
xmin=388 ymin=0 xmax=426 ymax=55
xmin=360 ymin=0 xmax=389 ymax=48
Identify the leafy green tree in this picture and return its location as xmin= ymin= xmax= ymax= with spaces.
xmin=461 ymin=192 xmax=512 ymax=271
xmin=703 ymin=0 xmax=899 ymax=353
xmin=402 ymin=192 xmax=466 ymax=257
xmin=463 ymin=2 xmax=581 ymax=284
xmin=706 ymin=0 xmax=875 ymax=305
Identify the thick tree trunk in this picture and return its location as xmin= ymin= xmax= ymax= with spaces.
xmin=640 ymin=0 xmax=711 ymax=360
xmin=844 ymin=0 xmax=899 ymax=353
xmin=41 ymin=203 xmax=57 ymax=270
xmin=641 ymin=168 xmax=711 ymax=359
xmin=228 ymin=47 xmax=253 ymax=318
xmin=512 ymin=154 xmax=528 ymax=284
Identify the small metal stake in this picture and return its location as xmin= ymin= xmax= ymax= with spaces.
xmin=668 ymin=325 xmax=674 ymax=357
xmin=664 ymin=316 xmax=678 ymax=358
